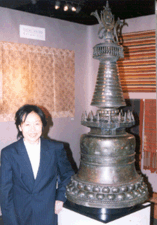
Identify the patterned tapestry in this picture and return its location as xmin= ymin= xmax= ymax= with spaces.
xmin=123 ymin=99 xmax=156 ymax=173
xmin=118 ymin=30 xmax=156 ymax=92
xmin=0 ymin=42 xmax=75 ymax=121
xmin=143 ymin=99 xmax=157 ymax=173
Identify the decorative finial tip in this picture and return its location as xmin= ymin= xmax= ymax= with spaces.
xmin=106 ymin=0 xmax=109 ymax=8
xmin=91 ymin=1 xmax=123 ymax=43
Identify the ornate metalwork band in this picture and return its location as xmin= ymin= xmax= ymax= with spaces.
xmin=66 ymin=175 xmax=148 ymax=208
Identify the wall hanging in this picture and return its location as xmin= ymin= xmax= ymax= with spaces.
xmin=0 ymin=42 xmax=75 ymax=121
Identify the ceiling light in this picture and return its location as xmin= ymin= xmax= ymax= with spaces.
xmin=64 ymin=3 xmax=69 ymax=11
xmin=71 ymin=6 xmax=76 ymax=12
xmin=55 ymin=1 xmax=61 ymax=9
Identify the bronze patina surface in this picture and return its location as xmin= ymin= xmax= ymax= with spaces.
xmin=66 ymin=1 xmax=148 ymax=208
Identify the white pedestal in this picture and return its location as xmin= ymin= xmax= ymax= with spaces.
xmin=58 ymin=202 xmax=151 ymax=225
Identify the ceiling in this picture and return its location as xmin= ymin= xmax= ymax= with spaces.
xmin=0 ymin=0 xmax=155 ymax=25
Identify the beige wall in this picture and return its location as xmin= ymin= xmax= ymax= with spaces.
xmin=0 ymin=7 xmax=89 ymax=164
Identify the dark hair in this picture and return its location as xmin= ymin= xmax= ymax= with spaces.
xmin=15 ymin=104 xmax=47 ymax=139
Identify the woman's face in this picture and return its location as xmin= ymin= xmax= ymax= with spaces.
xmin=19 ymin=111 xmax=42 ymax=145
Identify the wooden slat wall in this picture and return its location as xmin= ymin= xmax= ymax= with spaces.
xmin=143 ymin=99 xmax=157 ymax=173
xmin=118 ymin=30 xmax=156 ymax=92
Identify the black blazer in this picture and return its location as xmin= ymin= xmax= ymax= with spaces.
xmin=0 ymin=138 xmax=74 ymax=225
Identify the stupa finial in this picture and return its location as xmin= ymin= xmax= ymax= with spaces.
xmin=91 ymin=0 xmax=122 ymax=43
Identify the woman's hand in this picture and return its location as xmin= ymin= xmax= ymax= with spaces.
xmin=55 ymin=200 xmax=64 ymax=214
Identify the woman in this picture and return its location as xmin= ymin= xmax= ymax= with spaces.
xmin=0 ymin=104 xmax=74 ymax=225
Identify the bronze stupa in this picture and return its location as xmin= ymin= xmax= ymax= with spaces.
xmin=66 ymin=1 xmax=148 ymax=209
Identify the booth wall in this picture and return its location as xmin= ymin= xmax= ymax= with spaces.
xmin=0 ymin=7 xmax=90 ymax=165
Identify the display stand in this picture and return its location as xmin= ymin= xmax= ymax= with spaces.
xmin=58 ymin=201 xmax=151 ymax=225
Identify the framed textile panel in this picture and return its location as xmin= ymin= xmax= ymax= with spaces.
xmin=123 ymin=99 xmax=156 ymax=173
xmin=118 ymin=30 xmax=156 ymax=92
xmin=0 ymin=42 xmax=75 ymax=121
xmin=143 ymin=99 xmax=157 ymax=173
